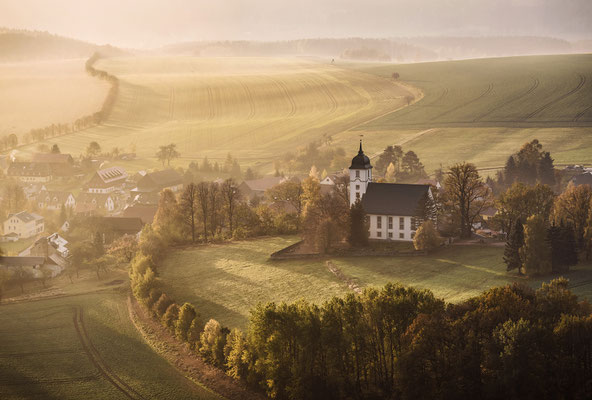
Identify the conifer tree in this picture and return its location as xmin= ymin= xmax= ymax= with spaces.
xmin=348 ymin=199 xmax=368 ymax=247
xmin=520 ymin=215 xmax=552 ymax=275
xmin=504 ymin=218 xmax=524 ymax=272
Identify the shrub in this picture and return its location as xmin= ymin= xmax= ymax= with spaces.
xmin=200 ymin=319 xmax=229 ymax=368
xmin=413 ymin=220 xmax=441 ymax=251
xmin=145 ymin=288 xmax=163 ymax=310
xmin=162 ymin=303 xmax=180 ymax=333
xmin=153 ymin=293 xmax=174 ymax=318
xmin=175 ymin=303 xmax=198 ymax=342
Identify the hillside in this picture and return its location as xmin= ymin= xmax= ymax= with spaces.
xmin=0 ymin=28 xmax=124 ymax=61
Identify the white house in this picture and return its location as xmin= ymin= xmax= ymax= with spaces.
xmin=36 ymin=190 xmax=76 ymax=210
xmin=349 ymin=142 xmax=432 ymax=242
xmin=3 ymin=211 xmax=45 ymax=239
xmin=86 ymin=166 xmax=128 ymax=194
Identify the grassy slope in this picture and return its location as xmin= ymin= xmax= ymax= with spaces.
xmin=159 ymin=237 xmax=592 ymax=330
xmin=0 ymin=292 xmax=218 ymax=400
xmin=334 ymin=54 xmax=592 ymax=172
xmin=0 ymin=59 xmax=110 ymax=136
xmin=18 ymin=56 xmax=412 ymax=168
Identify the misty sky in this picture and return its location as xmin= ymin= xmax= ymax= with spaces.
xmin=1 ymin=0 xmax=591 ymax=48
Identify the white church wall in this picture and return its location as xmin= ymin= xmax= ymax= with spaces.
xmin=368 ymin=214 xmax=416 ymax=242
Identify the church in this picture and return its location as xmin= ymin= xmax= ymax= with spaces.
xmin=349 ymin=142 xmax=433 ymax=242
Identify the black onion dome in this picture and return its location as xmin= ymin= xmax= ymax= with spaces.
xmin=349 ymin=141 xmax=372 ymax=169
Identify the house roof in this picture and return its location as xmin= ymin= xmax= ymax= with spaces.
xmin=7 ymin=162 xmax=52 ymax=177
xmin=0 ymin=256 xmax=46 ymax=267
xmin=241 ymin=176 xmax=284 ymax=192
xmin=99 ymin=217 xmax=144 ymax=233
xmin=362 ymin=183 xmax=430 ymax=216
xmin=572 ymin=172 xmax=592 ymax=187
xmin=95 ymin=166 xmax=127 ymax=184
xmin=31 ymin=153 xmax=73 ymax=164
xmin=122 ymin=204 xmax=158 ymax=224
xmin=36 ymin=190 xmax=73 ymax=205
xmin=137 ymin=169 xmax=182 ymax=191
xmin=349 ymin=142 xmax=372 ymax=170
xmin=77 ymin=192 xmax=113 ymax=203
xmin=6 ymin=211 xmax=44 ymax=223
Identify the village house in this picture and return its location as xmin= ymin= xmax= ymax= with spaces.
xmin=349 ymin=142 xmax=433 ymax=242
xmin=132 ymin=169 xmax=183 ymax=196
xmin=239 ymin=176 xmax=286 ymax=202
xmin=31 ymin=153 xmax=75 ymax=177
xmin=122 ymin=204 xmax=158 ymax=225
xmin=320 ymin=172 xmax=347 ymax=195
xmin=2 ymin=211 xmax=45 ymax=239
xmin=35 ymin=190 xmax=76 ymax=210
xmin=19 ymin=233 xmax=69 ymax=269
xmin=75 ymin=192 xmax=116 ymax=215
xmin=96 ymin=216 xmax=145 ymax=243
xmin=86 ymin=166 xmax=128 ymax=193
xmin=570 ymin=171 xmax=592 ymax=187
xmin=7 ymin=162 xmax=53 ymax=183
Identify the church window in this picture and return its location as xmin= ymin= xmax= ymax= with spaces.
xmin=399 ymin=217 xmax=405 ymax=230
xmin=356 ymin=192 xmax=360 ymax=199
xmin=377 ymin=231 xmax=382 ymax=238
xmin=377 ymin=216 xmax=382 ymax=229
xmin=356 ymin=185 xmax=360 ymax=190
xmin=399 ymin=233 xmax=405 ymax=239
xmin=388 ymin=217 xmax=393 ymax=229
xmin=388 ymin=232 xmax=393 ymax=238
xmin=355 ymin=170 xmax=360 ymax=178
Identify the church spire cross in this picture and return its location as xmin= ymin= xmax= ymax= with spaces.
xmin=359 ymin=139 xmax=363 ymax=154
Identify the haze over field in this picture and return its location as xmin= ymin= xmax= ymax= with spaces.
xmin=1 ymin=0 xmax=591 ymax=48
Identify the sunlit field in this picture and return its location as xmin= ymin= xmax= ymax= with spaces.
xmin=159 ymin=237 xmax=592 ymax=329
xmin=18 ymin=56 xmax=414 ymax=166
xmin=0 ymin=292 xmax=217 ymax=400
xmin=0 ymin=59 xmax=110 ymax=136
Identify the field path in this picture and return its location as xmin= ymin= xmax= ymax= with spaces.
xmin=326 ymin=261 xmax=363 ymax=293
xmin=73 ymin=306 xmax=146 ymax=400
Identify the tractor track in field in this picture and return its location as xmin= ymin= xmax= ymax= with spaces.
xmin=568 ymin=279 xmax=592 ymax=289
xmin=73 ymin=306 xmax=146 ymax=400
xmin=474 ymin=78 xmax=540 ymax=122
xmin=0 ymin=348 xmax=84 ymax=358
xmin=206 ymin=85 xmax=218 ymax=120
xmin=420 ymin=87 xmax=449 ymax=107
xmin=271 ymin=78 xmax=297 ymax=118
xmin=431 ymin=83 xmax=493 ymax=121
xmin=574 ymin=104 xmax=592 ymax=121
xmin=522 ymin=74 xmax=586 ymax=120
xmin=0 ymin=375 xmax=99 ymax=386
xmin=239 ymin=80 xmax=256 ymax=120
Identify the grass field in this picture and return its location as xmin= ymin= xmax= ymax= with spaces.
xmin=0 ymin=59 xmax=110 ymax=136
xmin=16 ymin=57 xmax=413 ymax=168
xmin=159 ymin=237 xmax=592 ymax=330
xmin=0 ymin=290 xmax=219 ymax=399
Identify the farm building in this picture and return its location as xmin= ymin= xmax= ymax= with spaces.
xmin=349 ymin=142 xmax=433 ymax=241
xmin=7 ymin=162 xmax=53 ymax=183
xmin=132 ymin=169 xmax=183 ymax=195
xmin=75 ymin=192 xmax=116 ymax=214
xmin=86 ymin=166 xmax=128 ymax=193
xmin=239 ymin=176 xmax=286 ymax=201
xmin=31 ymin=153 xmax=74 ymax=177
xmin=2 ymin=211 xmax=45 ymax=239
xmin=570 ymin=172 xmax=592 ymax=187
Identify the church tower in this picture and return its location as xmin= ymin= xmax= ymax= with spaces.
xmin=349 ymin=141 xmax=372 ymax=206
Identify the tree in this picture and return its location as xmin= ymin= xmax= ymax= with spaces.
xmin=504 ymin=219 xmax=524 ymax=272
xmin=86 ymin=141 xmax=101 ymax=158
xmin=179 ymin=183 xmax=198 ymax=242
xmin=444 ymin=163 xmax=492 ymax=238
xmin=196 ymin=182 xmax=211 ymax=242
xmin=1 ymin=183 xmax=26 ymax=215
xmin=162 ymin=303 xmax=180 ymax=333
xmin=175 ymin=303 xmax=198 ymax=342
xmin=156 ymin=143 xmax=180 ymax=166
xmin=399 ymin=151 xmax=427 ymax=182
xmin=265 ymin=179 xmax=303 ymax=217
xmin=153 ymin=189 xmax=182 ymax=242
xmin=208 ymin=182 xmax=221 ymax=238
xmin=221 ymin=178 xmax=240 ymax=236
xmin=537 ymin=151 xmax=555 ymax=186
xmin=107 ymin=234 xmax=138 ymax=265
xmin=413 ymin=220 xmax=441 ymax=251
xmin=392 ymin=72 xmax=400 ymax=80
xmin=385 ymin=162 xmax=396 ymax=183
xmin=552 ymin=183 xmax=592 ymax=250
xmin=495 ymin=183 xmax=555 ymax=235
xmin=50 ymin=144 xmax=61 ymax=154
xmin=348 ymin=199 xmax=368 ymax=247
xmin=520 ymin=214 xmax=552 ymax=276
xmin=153 ymin=293 xmax=174 ymax=318
xmin=415 ymin=191 xmax=437 ymax=226
xmin=547 ymin=223 xmax=578 ymax=273
xmin=200 ymin=319 xmax=228 ymax=368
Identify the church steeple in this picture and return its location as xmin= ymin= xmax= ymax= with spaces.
xmin=349 ymin=141 xmax=373 ymax=206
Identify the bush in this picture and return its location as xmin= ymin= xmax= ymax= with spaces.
xmin=175 ymin=303 xmax=198 ymax=342
xmin=187 ymin=317 xmax=203 ymax=348
xmin=162 ymin=303 xmax=180 ymax=333
xmin=413 ymin=220 xmax=441 ymax=251
xmin=145 ymin=288 xmax=162 ymax=310
xmin=224 ymin=328 xmax=250 ymax=380
xmin=153 ymin=293 xmax=174 ymax=318
xmin=200 ymin=319 xmax=229 ymax=368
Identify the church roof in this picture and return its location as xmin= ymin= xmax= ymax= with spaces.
xmin=362 ymin=183 xmax=430 ymax=216
xmin=349 ymin=142 xmax=372 ymax=170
